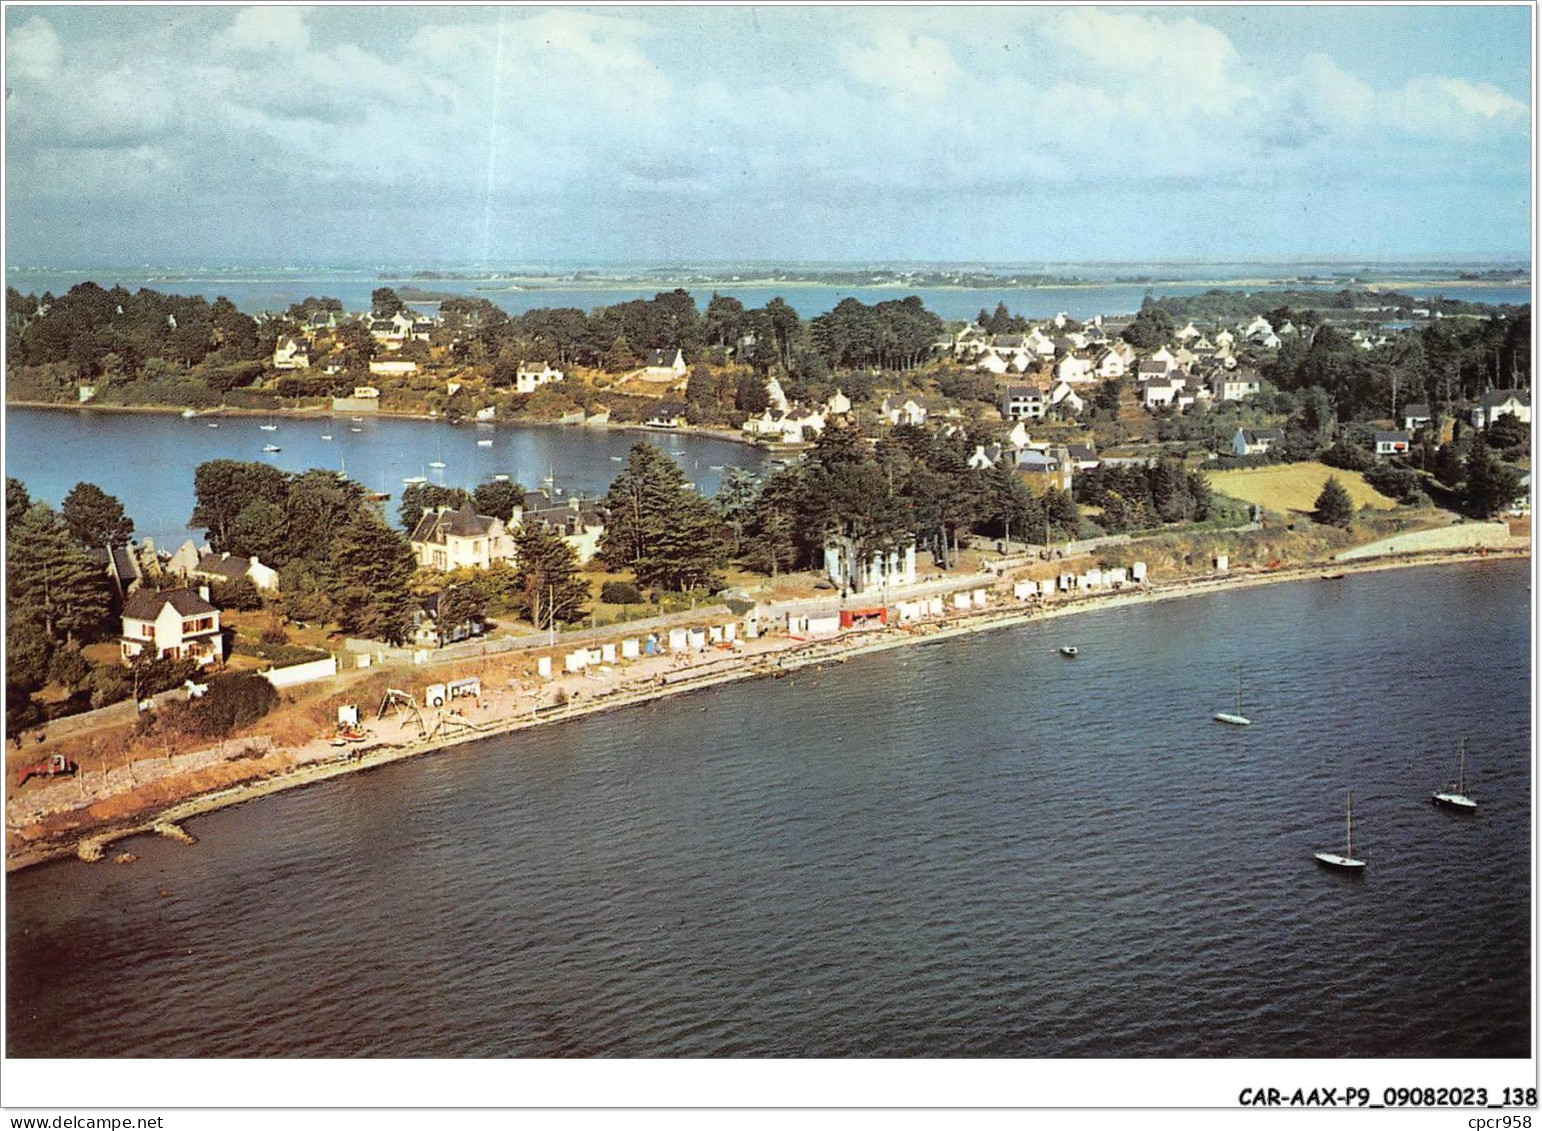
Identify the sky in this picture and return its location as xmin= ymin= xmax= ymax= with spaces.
xmin=3 ymin=4 xmax=1533 ymax=267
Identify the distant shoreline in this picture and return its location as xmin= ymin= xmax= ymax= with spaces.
xmin=4 ymin=546 xmax=1526 ymax=875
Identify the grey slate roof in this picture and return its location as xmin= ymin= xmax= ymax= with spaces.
xmin=122 ymin=587 xmax=216 ymax=621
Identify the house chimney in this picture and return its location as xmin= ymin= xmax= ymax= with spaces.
xmin=198 ymin=584 xmax=211 ymax=602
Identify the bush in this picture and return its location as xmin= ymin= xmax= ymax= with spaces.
xmin=47 ymin=647 xmax=91 ymax=691
xmin=1321 ymin=440 xmax=1375 ymax=473
xmin=1363 ymin=464 xmax=1424 ymax=504
xmin=194 ymin=672 xmax=279 ymax=737
xmin=600 ymin=580 xmax=644 ymax=605
xmin=84 ymin=665 xmax=133 ymax=710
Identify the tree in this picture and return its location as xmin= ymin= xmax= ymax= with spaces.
xmin=436 ymin=582 xmax=488 ymax=638
xmin=193 ymin=672 xmax=280 ymax=737
xmin=1314 ymin=476 xmax=1355 ymax=528
xmin=399 ymin=483 xmax=471 ymax=532
xmin=599 ymin=442 xmax=727 ymax=591
xmin=191 ymin=460 xmax=289 ymax=551
xmin=1463 ymin=434 xmax=1523 ymax=518
xmin=715 ymin=467 xmax=761 ymax=556
xmin=371 ymin=287 xmax=404 ymax=318
xmin=1485 ymin=413 xmax=1529 ymax=453
xmin=735 ymin=371 xmax=770 ymax=414
xmin=61 ymin=482 xmax=135 ymax=547
xmin=329 ymin=511 xmax=417 ymax=644
xmin=1122 ymin=304 xmax=1175 ymax=350
xmin=6 ymin=503 xmax=115 ymax=645
xmin=7 ymin=477 xmax=31 ymax=536
xmin=512 ymin=521 xmax=589 ymax=627
xmin=471 ymin=480 xmax=525 ymax=523
xmin=226 ymin=500 xmax=288 ymax=563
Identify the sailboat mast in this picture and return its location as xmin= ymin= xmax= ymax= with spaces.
xmin=1346 ymin=792 xmax=1354 ymax=857
xmin=1458 ymin=739 xmax=1466 ymax=792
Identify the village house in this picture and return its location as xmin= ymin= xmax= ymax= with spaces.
xmin=167 ymin=540 xmax=280 ymax=591
xmin=1006 ymin=420 xmax=1033 ymax=450
xmin=368 ymin=359 xmax=418 ymax=377
xmin=1066 ymin=443 xmax=1100 ymax=471
xmin=1025 ymin=327 xmax=1057 ymax=357
xmin=825 ymin=388 xmax=852 ymax=415
xmin=1233 ymin=427 xmax=1286 ymax=457
xmin=1046 ymin=381 xmax=1085 ymax=415
xmin=1000 ymin=386 xmax=1047 ymax=421
xmin=515 ymin=490 xmax=607 ymax=563
xmin=410 ymin=503 xmax=513 ymax=571
xmin=1402 ymin=404 xmax=1433 ymax=432
xmin=642 ymin=348 xmax=688 ymax=378
xmin=1055 ymin=354 xmax=1096 ymax=384
xmin=88 ymin=539 xmax=164 ymax=600
xmin=1374 ymin=431 xmax=1412 ymax=457
xmin=1014 ymin=448 xmax=1073 ymax=493
xmin=515 ymin=361 xmax=565 ymax=395
xmin=1211 ymin=372 xmax=1262 ymax=402
xmin=1136 ymin=358 xmax=1172 ymax=382
xmin=974 ymin=350 xmax=1011 ymax=376
xmin=1174 ymin=321 xmax=1201 ymax=342
xmin=1471 ymin=390 xmax=1531 ymax=430
xmin=119 ymin=587 xmax=222 ymax=667
xmin=645 ymin=402 xmax=688 ymax=429
xmin=881 ymin=397 xmax=928 ymax=427
xmin=1141 ymin=379 xmax=1180 ymax=410
xmin=1095 ymin=349 xmax=1127 ymax=379
xmin=273 ymin=338 xmax=310 ymax=371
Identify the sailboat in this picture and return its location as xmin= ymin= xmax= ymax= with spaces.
xmin=260 ymin=416 xmax=278 ymax=432
xmin=262 ymin=443 xmax=282 ymax=453
xmin=428 ymin=438 xmax=446 ymax=471
xmin=321 ymin=433 xmax=333 ymax=441
xmin=1314 ymin=792 xmax=1367 ymax=871
xmin=1214 ymin=670 xmax=1251 ymax=726
xmin=403 ymin=466 xmax=428 ymax=486
xmin=476 ymin=438 xmax=493 ymax=448
xmin=1431 ymin=738 xmax=1478 ymax=811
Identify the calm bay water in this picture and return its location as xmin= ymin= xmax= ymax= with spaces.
xmin=7 ymin=268 xmax=1530 ymax=323
xmin=4 ymin=407 xmax=765 ymax=547
xmin=6 ymin=560 xmax=1530 ymax=1057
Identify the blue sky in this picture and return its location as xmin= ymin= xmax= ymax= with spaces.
xmin=3 ymin=5 xmax=1531 ymax=266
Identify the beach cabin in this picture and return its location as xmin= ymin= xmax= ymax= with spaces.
xmin=538 ymin=656 xmax=553 ymax=679
xmin=1132 ymin=561 xmax=1147 ymax=583
xmin=1086 ymin=568 xmax=1104 ymax=589
xmin=688 ymin=628 xmax=707 ymax=651
xmin=621 ymin=639 xmax=641 ymax=660
xmin=1214 ymin=553 xmax=1229 ymax=573
xmin=897 ymin=600 xmax=923 ymax=622
xmin=668 ymin=628 xmax=689 ymax=652
xmin=953 ymin=593 xmax=972 ymax=612
xmin=601 ymin=643 xmax=617 ymax=664
xmin=565 ymin=650 xmax=588 ymax=673
xmin=972 ymin=588 xmax=988 ymax=608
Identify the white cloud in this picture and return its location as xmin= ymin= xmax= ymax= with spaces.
xmin=5 ymin=15 xmax=62 ymax=81
xmin=1047 ymin=8 xmax=1255 ymax=113
xmin=839 ymin=27 xmax=961 ymax=101
xmin=217 ymin=7 xmax=311 ymax=54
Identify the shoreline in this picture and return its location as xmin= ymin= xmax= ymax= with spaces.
xmin=5 ymin=399 xmax=764 ymax=450
xmin=5 ymin=546 xmax=1528 ymax=875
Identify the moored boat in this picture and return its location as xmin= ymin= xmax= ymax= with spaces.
xmin=1431 ymin=738 xmax=1478 ymax=811
xmin=1314 ymin=792 xmax=1366 ymax=871
xmin=1058 ymin=645 xmax=1078 ymax=657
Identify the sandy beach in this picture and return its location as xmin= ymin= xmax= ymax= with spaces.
xmin=4 ymin=544 xmax=1528 ymax=874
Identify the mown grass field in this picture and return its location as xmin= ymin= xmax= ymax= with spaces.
xmin=1207 ymin=461 xmax=1398 ymax=514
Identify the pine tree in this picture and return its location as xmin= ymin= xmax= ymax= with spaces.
xmin=1463 ymin=434 xmax=1523 ymax=518
xmin=1314 ymin=476 xmax=1355 ymax=528
xmin=61 ymin=481 xmax=134 ymax=547
xmin=329 ymin=511 xmax=417 ymax=644
xmin=512 ymin=521 xmax=589 ymax=627
xmin=6 ymin=503 xmax=114 ymax=645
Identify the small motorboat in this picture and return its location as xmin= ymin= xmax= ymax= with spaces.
xmin=1320 ymin=572 xmax=1346 ymax=581
xmin=206 ymin=422 xmax=219 ymax=428
xmin=476 ymin=439 xmax=493 ymax=448
xmin=321 ymin=434 xmax=333 ymax=441
xmin=1058 ymin=646 xmax=1078 ymax=657
xmin=262 ymin=444 xmax=281 ymax=453
xmin=1314 ymin=792 xmax=1367 ymax=871
xmin=492 ymin=473 xmax=510 ymax=481
xmin=181 ymin=409 xmax=197 ymax=419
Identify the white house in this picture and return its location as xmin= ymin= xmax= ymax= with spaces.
xmin=1055 ymin=354 xmax=1096 ymax=384
xmin=1242 ymin=316 xmax=1273 ymax=340
xmin=1472 ymin=390 xmax=1531 ymax=430
xmin=826 ymin=388 xmax=852 ymax=415
xmin=1026 ymin=327 xmax=1056 ymax=357
xmin=1141 ymin=379 xmax=1180 ymax=410
xmin=1174 ymin=321 xmax=1200 ymax=342
xmin=1233 ymin=427 xmax=1285 ymax=457
xmin=1006 ymin=420 xmax=1033 ymax=450
xmin=882 ymin=397 xmax=928 ymax=426
xmin=1000 ymin=386 xmax=1045 ymax=421
xmin=168 ymin=541 xmax=280 ymax=592
xmin=1373 ymin=431 xmax=1412 ymax=457
xmin=1047 ymin=381 xmax=1085 ymax=414
xmin=974 ymin=350 xmax=1011 ymax=376
xmin=368 ymin=359 xmax=418 ymax=377
xmin=273 ymin=338 xmax=309 ymax=371
xmin=824 ymin=539 xmax=917 ymax=592
xmin=646 ymin=402 xmax=688 ymax=429
xmin=1095 ymin=349 xmax=1127 ymax=379
xmin=515 ymin=362 xmax=565 ymax=395
xmin=643 ymin=348 xmax=688 ymax=378
xmin=1402 ymin=404 xmax=1432 ymax=432
xmin=120 ymin=588 xmax=222 ymax=667
xmin=967 ymin=444 xmax=996 ymax=470
xmin=1211 ymin=373 xmax=1262 ymax=402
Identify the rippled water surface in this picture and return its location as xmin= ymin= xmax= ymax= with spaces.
xmin=7 ymin=561 xmax=1531 ymax=1056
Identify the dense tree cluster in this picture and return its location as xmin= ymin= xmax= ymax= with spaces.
xmin=1074 ymin=460 xmax=1214 ymax=533
xmin=599 ymin=443 xmax=729 ymax=592
xmin=6 ymin=281 xmax=266 ymax=377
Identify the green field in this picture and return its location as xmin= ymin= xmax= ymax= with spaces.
xmin=1208 ymin=462 xmax=1398 ymax=514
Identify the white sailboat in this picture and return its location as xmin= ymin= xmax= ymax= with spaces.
xmin=1214 ymin=670 xmax=1251 ymax=726
xmin=260 ymin=416 xmax=278 ymax=432
xmin=262 ymin=443 xmax=281 ymax=453
xmin=476 ymin=438 xmax=493 ymax=448
xmin=428 ymin=438 xmax=446 ymax=471
xmin=1314 ymin=792 xmax=1367 ymax=871
xmin=1432 ymin=738 xmax=1478 ymax=811
xmin=403 ymin=466 xmax=428 ymax=486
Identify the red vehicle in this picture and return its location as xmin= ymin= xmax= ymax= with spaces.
xmin=17 ymin=753 xmax=78 ymax=785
